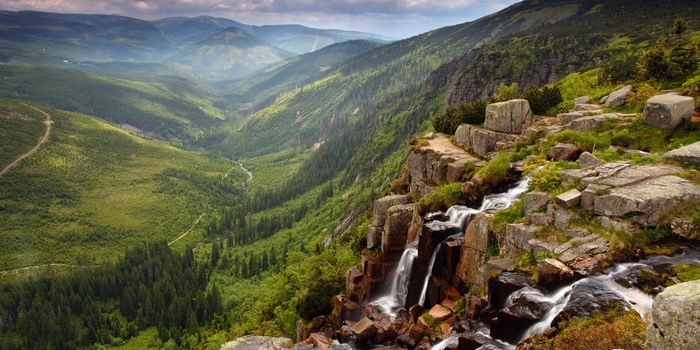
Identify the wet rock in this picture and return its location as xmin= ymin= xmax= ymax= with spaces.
xmin=556 ymin=111 xmax=583 ymax=125
xmin=524 ymin=191 xmax=549 ymax=216
xmin=332 ymin=295 xmax=363 ymax=326
xmin=571 ymin=253 xmax=611 ymax=276
xmin=546 ymin=143 xmax=582 ymax=161
xmin=662 ymin=141 xmax=700 ymax=165
xmin=642 ymin=93 xmax=694 ymax=130
xmin=221 ymin=336 xmax=293 ymax=350
xmin=603 ymin=85 xmax=633 ymax=108
xmin=351 ymin=317 xmax=378 ymax=343
xmin=491 ymin=295 xmax=550 ymax=344
xmin=484 ymin=99 xmax=533 ymax=134
xmin=459 ymin=332 xmax=498 ymax=350
xmin=565 ymin=113 xmax=619 ymax=132
xmin=578 ymin=151 xmax=602 ymax=169
xmin=553 ymin=278 xmax=631 ymax=326
xmin=409 ymin=304 xmax=426 ymax=324
xmin=537 ymin=259 xmax=574 ymax=290
xmin=647 ymin=279 xmax=700 ymax=350
xmin=594 ymin=175 xmax=700 ymax=226
xmin=489 ymin=272 xmax=535 ymax=309
xmin=555 ymin=189 xmax=581 ymax=209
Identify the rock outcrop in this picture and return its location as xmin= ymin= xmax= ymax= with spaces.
xmin=647 ymin=279 xmax=700 ymax=350
xmin=484 ymin=99 xmax=533 ymax=134
xmin=662 ymin=140 xmax=700 ymax=165
xmin=221 ymin=336 xmax=293 ymax=350
xmin=642 ymin=94 xmax=694 ymax=130
xmin=603 ymin=85 xmax=632 ymax=108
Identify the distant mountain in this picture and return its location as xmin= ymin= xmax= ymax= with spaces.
xmin=0 ymin=10 xmax=390 ymax=79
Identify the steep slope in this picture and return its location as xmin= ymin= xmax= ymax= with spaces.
xmin=218 ymin=40 xmax=384 ymax=118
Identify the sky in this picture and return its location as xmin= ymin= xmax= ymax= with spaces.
xmin=0 ymin=0 xmax=521 ymax=39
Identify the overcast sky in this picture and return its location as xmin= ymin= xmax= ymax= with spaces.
xmin=0 ymin=0 xmax=521 ymax=39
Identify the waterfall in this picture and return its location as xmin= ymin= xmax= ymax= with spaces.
xmin=517 ymin=249 xmax=700 ymax=341
xmin=371 ymin=246 xmax=418 ymax=317
xmin=418 ymin=178 xmax=530 ymax=307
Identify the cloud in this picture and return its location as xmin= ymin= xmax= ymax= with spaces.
xmin=0 ymin=0 xmax=520 ymax=38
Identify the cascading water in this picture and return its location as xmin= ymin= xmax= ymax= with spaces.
xmin=417 ymin=179 xmax=530 ymax=307
xmin=371 ymin=245 xmax=418 ymax=317
xmin=514 ymin=249 xmax=700 ymax=342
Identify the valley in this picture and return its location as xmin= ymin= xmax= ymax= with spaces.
xmin=1 ymin=1 xmax=700 ymax=349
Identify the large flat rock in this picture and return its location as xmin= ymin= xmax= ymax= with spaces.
xmin=663 ymin=141 xmax=700 ymax=165
xmin=594 ymin=175 xmax=700 ymax=226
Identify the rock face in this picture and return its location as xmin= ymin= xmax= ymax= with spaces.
xmin=564 ymin=113 xmax=619 ymax=132
xmin=603 ymin=85 xmax=632 ymax=108
xmin=642 ymin=94 xmax=694 ymax=130
xmin=456 ymin=124 xmax=525 ymax=157
xmin=484 ymin=99 xmax=533 ymax=134
xmin=383 ymin=203 xmax=416 ymax=262
xmin=594 ymin=175 xmax=700 ymax=226
xmin=663 ymin=141 xmax=700 ymax=165
xmin=648 ymin=279 xmax=700 ymax=350
xmin=221 ymin=336 xmax=292 ymax=350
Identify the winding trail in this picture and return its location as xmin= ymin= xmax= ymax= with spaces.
xmin=0 ymin=263 xmax=96 ymax=275
xmin=168 ymin=212 xmax=206 ymax=246
xmin=0 ymin=102 xmax=52 ymax=176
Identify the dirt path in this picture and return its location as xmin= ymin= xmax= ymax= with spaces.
xmin=168 ymin=212 xmax=205 ymax=246
xmin=0 ymin=263 xmax=96 ymax=275
xmin=0 ymin=102 xmax=52 ymax=176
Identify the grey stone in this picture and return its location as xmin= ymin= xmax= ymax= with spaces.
xmin=547 ymin=142 xmax=582 ymax=161
xmin=557 ymin=111 xmax=584 ymax=125
xmin=555 ymin=234 xmax=609 ymax=265
xmin=647 ymin=279 xmax=700 ymax=350
xmin=524 ymin=191 xmax=549 ymax=216
xmin=595 ymin=216 xmax=640 ymax=236
xmin=554 ymin=207 xmax=579 ymax=229
xmin=537 ymin=258 xmax=574 ymax=289
xmin=372 ymin=195 xmax=411 ymax=227
xmin=221 ymin=336 xmax=293 ymax=350
xmin=484 ymin=99 xmax=533 ymax=134
xmin=529 ymin=212 xmax=553 ymax=226
xmin=578 ymin=151 xmax=603 ymax=169
xmin=583 ymin=164 xmax=682 ymax=187
xmin=580 ymin=184 xmax=609 ymax=210
xmin=502 ymin=224 xmax=539 ymax=259
xmin=642 ymin=93 xmax=694 ymax=130
xmin=382 ymin=203 xmax=415 ymax=255
xmin=366 ymin=225 xmax=382 ymax=249
xmin=663 ymin=141 xmax=700 ymax=165
xmin=670 ymin=217 xmax=698 ymax=240
xmin=603 ymin=85 xmax=633 ymax=108
xmin=574 ymin=96 xmax=591 ymax=105
xmin=560 ymin=168 xmax=597 ymax=184
xmin=555 ymin=189 xmax=582 ymax=209
xmin=453 ymin=124 xmax=473 ymax=148
xmin=572 ymin=103 xmax=601 ymax=112
xmin=528 ymin=239 xmax=559 ymax=258
xmin=600 ymin=95 xmax=609 ymax=104
xmin=594 ymin=175 xmax=700 ymax=226
xmin=565 ymin=113 xmax=619 ymax=132
xmin=470 ymin=128 xmax=523 ymax=157
xmin=544 ymin=125 xmax=564 ymax=135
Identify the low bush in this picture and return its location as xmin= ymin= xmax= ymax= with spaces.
xmin=417 ymin=183 xmax=463 ymax=214
xmin=475 ymin=152 xmax=512 ymax=186
xmin=552 ymin=310 xmax=647 ymax=350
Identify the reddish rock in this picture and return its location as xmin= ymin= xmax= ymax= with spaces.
xmin=346 ymin=266 xmax=371 ymax=303
xmin=441 ymin=299 xmax=456 ymax=312
xmin=407 ymin=324 xmax=426 ymax=340
xmin=546 ymin=142 xmax=582 ymax=161
xmin=311 ymin=315 xmax=328 ymax=329
xmin=429 ymin=304 xmax=453 ymax=322
xmin=351 ymin=317 xmax=378 ymax=343
xmin=536 ymin=258 xmax=575 ymax=290
xmin=308 ymin=333 xmax=332 ymax=349
xmin=362 ymin=255 xmax=384 ymax=281
xmin=417 ymin=315 xmax=432 ymax=330
xmin=440 ymin=323 xmax=452 ymax=334
xmin=440 ymin=284 xmax=462 ymax=302
xmin=338 ymin=322 xmax=355 ymax=342
xmin=396 ymin=334 xmax=417 ymax=348
xmin=408 ymin=304 xmax=425 ymax=324
xmin=571 ymin=253 xmax=610 ymax=276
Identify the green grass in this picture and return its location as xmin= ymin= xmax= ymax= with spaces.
xmin=0 ymin=101 xmax=246 ymax=270
xmin=0 ymin=99 xmax=48 ymax=168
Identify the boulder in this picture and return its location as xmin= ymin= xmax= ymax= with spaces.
xmin=488 ymin=272 xmax=536 ymax=309
xmin=603 ymin=85 xmax=633 ymax=108
xmin=346 ymin=266 xmax=371 ymax=303
xmin=372 ymin=195 xmax=412 ymax=227
xmin=583 ymin=164 xmax=682 ymax=187
xmin=351 ymin=317 xmax=378 ymax=343
xmin=557 ymin=111 xmax=583 ymax=125
xmin=446 ymin=158 xmax=470 ymax=182
xmin=307 ymin=333 xmax=332 ymax=349
xmin=524 ymin=191 xmax=549 ymax=216
xmin=647 ymin=279 xmax=700 ymax=350
xmin=574 ymin=96 xmax=591 ymax=105
xmin=408 ymin=304 xmax=426 ymax=325
xmin=546 ymin=143 xmax=582 ymax=161
xmin=578 ymin=151 xmax=603 ymax=169
xmin=554 ymin=234 xmax=609 ymax=265
xmin=580 ymin=184 xmax=609 ymax=211
xmin=429 ymin=304 xmax=453 ymax=322
xmin=471 ymin=128 xmax=523 ymax=157
xmin=565 ymin=113 xmax=619 ymax=132
xmin=600 ymin=95 xmax=609 ymax=104
xmin=553 ymin=206 xmax=579 ymax=229
xmin=501 ymin=224 xmax=539 ymax=259
xmin=594 ymin=175 xmax=700 ymax=226
xmin=220 ymin=336 xmax=293 ymax=350
xmin=484 ymin=99 xmax=533 ymax=134
xmin=454 ymin=124 xmax=472 ymax=148
xmin=571 ymin=253 xmax=610 ymax=276
xmin=662 ymin=141 xmax=700 ymax=165
xmin=555 ymin=189 xmax=581 ymax=209
xmin=536 ymin=258 xmax=574 ymax=290
xmin=382 ymin=203 xmax=415 ymax=258
xmin=642 ymin=94 xmax=694 ymax=130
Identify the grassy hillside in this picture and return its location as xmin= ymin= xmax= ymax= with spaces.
xmin=0 ymin=99 xmax=247 ymax=270
xmin=0 ymin=65 xmax=227 ymax=142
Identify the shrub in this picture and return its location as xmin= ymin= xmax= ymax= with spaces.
xmin=417 ymin=183 xmax=463 ymax=214
xmin=490 ymin=198 xmax=524 ymax=234
xmin=522 ymin=85 xmax=563 ymax=115
xmin=431 ymin=99 xmax=488 ymax=134
xmin=475 ymin=152 xmax=511 ymax=186
xmin=552 ymin=310 xmax=647 ymax=350
xmin=626 ymin=82 xmax=659 ymax=111
xmin=529 ymin=163 xmax=561 ymax=192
